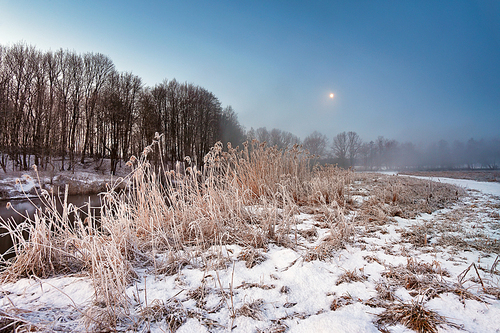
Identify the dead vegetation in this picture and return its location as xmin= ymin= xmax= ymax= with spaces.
xmin=304 ymin=207 xmax=355 ymax=261
xmin=139 ymin=298 xmax=187 ymax=331
xmin=330 ymin=294 xmax=358 ymax=311
xmin=0 ymin=309 xmax=35 ymax=333
xmin=237 ymin=247 xmax=267 ymax=268
xmin=376 ymin=299 xmax=456 ymax=333
xmin=336 ymin=268 xmax=368 ymax=285
xmin=353 ymin=173 xmax=464 ymax=222
xmin=236 ymin=298 xmax=265 ymax=320
xmin=0 ymin=140 xmax=474 ymax=332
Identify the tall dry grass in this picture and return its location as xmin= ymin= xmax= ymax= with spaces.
xmin=0 ymin=140 xmax=354 ymax=330
xmin=2 ymin=140 xmax=466 ymax=331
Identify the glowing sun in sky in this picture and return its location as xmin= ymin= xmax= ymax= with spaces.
xmin=329 ymin=93 xmax=334 ymax=99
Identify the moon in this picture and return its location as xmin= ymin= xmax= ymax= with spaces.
xmin=329 ymin=93 xmax=334 ymax=99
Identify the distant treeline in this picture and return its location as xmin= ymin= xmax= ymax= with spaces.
xmin=1 ymin=42 xmax=498 ymax=175
xmin=350 ymin=135 xmax=500 ymax=170
xmin=0 ymin=42 xmax=245 ymax=174
xmin=249 ymin=128 xmax=500 ymax=170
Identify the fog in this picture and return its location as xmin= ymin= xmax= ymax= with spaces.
xmin=247 ymin=127 xmax=500 ymax=171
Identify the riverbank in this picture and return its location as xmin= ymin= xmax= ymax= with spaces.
xmin=0 ymin=158 xmax=130 ymax=200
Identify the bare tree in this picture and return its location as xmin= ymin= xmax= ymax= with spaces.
xmin=246 ymin=127 xmax=300 ymax=151
xmin=332 ymin=132 xmax=348 ymax=167
xmin=0 ymin=44 xmax=8 ymax=172
xmin=255 ymin=127 xmax=270 ymax=144
xmin=347 ymin=131 xmax=362 ymax=167
xmin=66 ymin=52 xmax=85 ymax=171
xmin=220 ymin=105 xmax=245 ymax=147
xmin=303 ymin=131 xmax=328 ymax=158
xmin=80 ymin=53 xmax=114 ymax=163
xmin=269 ymin=128 xmax=301 ymax=150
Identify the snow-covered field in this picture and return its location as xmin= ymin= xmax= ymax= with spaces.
xmin=1 ymin=176 xmax=500 ymax=332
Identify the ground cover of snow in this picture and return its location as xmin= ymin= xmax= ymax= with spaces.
xmin=0 ymin=158 xmax=130 ymax=199
xmin=1 ymin=176 xmax=500 ymax=332
xmin=408 ymin=175 xmax=500 ymax=197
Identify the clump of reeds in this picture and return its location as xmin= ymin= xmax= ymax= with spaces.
xmin=84 ymin=231 xmax=136 ymax=331
xmin=236 ymin=299 xmax=265 ymax=320
xmin=306 ymin=165 xmax=353 ymax=206
xmin=0 ymin=186 xmax=91 ymax=281
xmin=237 ymin=247 xmax=267 ymax=268
xmin=376 ymin=299 xmax=454 ymax=333
xmin=116 ymin=139 xmax=352 ymax=257
xmin=336 ymin=268 xmax=368 ymax=285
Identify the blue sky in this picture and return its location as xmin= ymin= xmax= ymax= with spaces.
xmin=1 ymin=0 xmax=499 ymax=144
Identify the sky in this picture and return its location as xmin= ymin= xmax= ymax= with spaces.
xmin=0 ymin=0 xmax=499 ymax=145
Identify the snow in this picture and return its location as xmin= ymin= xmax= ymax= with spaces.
xmin=1 ymin=176 xmax=500 ymax=332
xmin=286 ymin=305 xmax=380 ymax=333
xmin=0 ymin=174 xmax=38 ymax=199
xmin=407 ymin=175 xmax=500 ymax=197
xmin=0 ymin=168 xmax=128 ymax=200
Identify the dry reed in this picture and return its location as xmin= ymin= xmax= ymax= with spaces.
xmin=376 ymin=299 xmax=457 ymax=333
xmin=0 ymin=139 xmax=469 ymax=331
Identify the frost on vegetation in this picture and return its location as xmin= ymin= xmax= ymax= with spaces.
xmin=1 ymin=140 xmax=500 ymax=332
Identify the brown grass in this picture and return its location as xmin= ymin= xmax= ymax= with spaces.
xmin=354 ymin=173 xmax=463 ymax=222
xmin=330 ymin=294 xmax=357 ymax=310
xmin=304 ymin=206 xmax=355 ymax=261
xmin=139 ymin=298 xmax=187 ymax=331
xmin=0 ymin=140 xmax=469 ymax=331
xmin=237 ymin=247 xmax=267 ymax=269
xmin=257 ymin=322 xmax=288 ymax=333
xmin=0 ymin=308 xmax=35 ymax=333
xmin=0 ymin=187 xmax=91 ymax=280
xmin=336 ymin=268 xmax=368 ymax=285
xmin=376 ymin=299 xmax=455 ymax=333
xmin=236 ymin=298 xmax=264 ymax=320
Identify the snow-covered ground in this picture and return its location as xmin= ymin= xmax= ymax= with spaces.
xmin=1 ymin=176 xmax=500 ymax=332
xmin=0 ymin=158 xmax=130 ymax=199
xmin=407 ymin=175 xmax=500 ymax=197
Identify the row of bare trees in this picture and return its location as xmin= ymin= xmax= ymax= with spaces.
xmin=0 ymin=43 xmax=244 ymax=174
xmin=248 ymin=127 xmax=499 ymax=170
xmin=346 ymin=135 xmax=500 ymax=170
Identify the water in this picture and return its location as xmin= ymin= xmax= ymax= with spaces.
xmin=0 ymin=194 xmax=102 ymax=258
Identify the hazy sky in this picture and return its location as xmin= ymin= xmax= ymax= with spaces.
xmin=1 ymin=0 xmax=499 ymax=144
